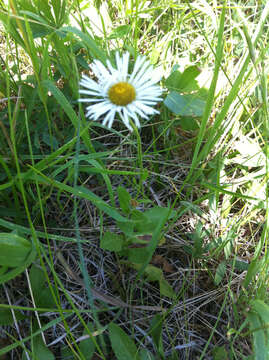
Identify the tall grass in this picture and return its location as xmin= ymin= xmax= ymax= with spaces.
xmin=0 ymin=0 xmax=269 ymax=359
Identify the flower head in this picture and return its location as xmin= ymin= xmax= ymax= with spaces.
xmin=79 ymin=52 xmax=163 ymax=131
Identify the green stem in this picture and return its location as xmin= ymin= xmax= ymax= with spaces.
xmin=130 ymin=120 xmax=144 ymax=196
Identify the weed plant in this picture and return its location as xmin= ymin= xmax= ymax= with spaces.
xmin=0 ymin=0 xmax=269 ymax=359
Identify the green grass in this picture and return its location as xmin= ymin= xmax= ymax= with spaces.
xmin=0 ymin=0 xmax=269 ymax=359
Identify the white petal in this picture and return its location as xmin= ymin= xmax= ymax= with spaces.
xmin=134 ymin=101 xmax=159 ymax=115
xmin=128 ymin=103 xmax=149 ymax=119
xmin=78 ymin=98 xmax=105 ymax=103
xmin=80 ymin=77 xmax=100 ymax=91
xmin=129 ymin=56 xmax=145 ymax=82
xmin=79 ymin=89 xmax=101 ymax=96
xmin=119 ymin=108 xmax=132 ymax=131
xmin=102 ymin=108 xmax=116 ymax=127
xmin=126 ymin=107 xmax=140 ymax=127
xmin=86 ymin=102 xmax=113 ymax=120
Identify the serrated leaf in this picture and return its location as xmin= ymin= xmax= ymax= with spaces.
xmin=164 ymin=92 xmax=205 ymax=117
xmin=100 ymin=232 xmax=124 ymax=252
xmin=214 ymin=261 xmax=226 ymax=285
xmin=108 ymin=323 xmax=140 ymax=360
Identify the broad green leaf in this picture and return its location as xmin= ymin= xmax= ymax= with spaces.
xmin=159 ymin=278 xmax=176 ymax=300
xmin=131 ymin=207 xmax=173 ymax=235
xmin=108 ymin=323 xmax=140 ymax=360
xmin=212 ymin=346 xmax=229 ymax=360
xmin=0 ymin=233 xmax=32 ymax=267
xmin=108 ymin=25 xmax=131 ymax=39
xmin=248 ymin=312 xmax=268 ymax=360
xmin=136 ymin=207 xmax=170 ymax=280
xmin=127 ymin=247 xmax=151 ymax=264
xmin=0 ymin=245 xmax=36 ymax=284
xmin=60 ymin=346 xmax=74 ymax=359
xmin=118 ymin=186 xmax=132 ymax=214
xmin=36 ymin=286 xmax=58 ymax=309
xmin=233 ymin=258 xmax=249 ymax=272
xmin=29 ymin=265 xmax=57 ymax=308
xmin=29 ymin=265 xmax=47 ymax=294
xmin=143 ymin=207 xmax=175 ymax=224
xmin=178 ymin=116 xmax=199 ymax=131
xmin=117 ymin=220 xmax=135 ymax=236
xmin=164 ymin=92 xmax=205 ymax=117
xmin=251 ymin=300 xmax=269 ymax=324
xmin=139 ymin=349 xmax=155 ymax=360
xmin=79 ymin=323 xmax=96 ymax=360
xmin=32 ymin=335 xmax=55 ymax=360
xmin=144 ymin=264 xmax=163 ymax=282
xmin=0 ymin=308 xmax=26 ymax=326
xmin=165 ymin=66 xmax=200 ymax=92
xmin=150 ymin=314 xmax=164 ymax=353
xmin=100 ymin=232 xmax=124 ymax=252
xmin=243 ymin=258 xmax=262 ymax=288
xmin=214 ymin=261 xmax=226 ymax=285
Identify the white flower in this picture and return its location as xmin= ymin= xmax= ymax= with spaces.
xmin=79 ymin=52 xmax=163 ymax=131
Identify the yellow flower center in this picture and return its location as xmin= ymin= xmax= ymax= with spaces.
xmin=108 ymin=82 xmax=136 ymax=106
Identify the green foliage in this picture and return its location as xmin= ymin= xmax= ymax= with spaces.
xmin=108 ymin=323 xmax=140 ymax=360
xmin=131 ymin=263 xmax=176 ymax=299
xmin=100 ymin=231 xmax=124 ymax=252
xmin=164 ymin=92 xmax=206 ymax=118
xmin=164 ymin=65 xmax=207 ymax=131
xmin=22 ymin=329 xmax=55 ymax=360
xmin=0 ymin=308 xmax=26 ymax=326
xmin=212 ymin=346 xmax=229 ymax=360
xmin=78 ymin=323 xmax=96 ymax=360
xmin=0 ymin=232 xmax=31 ymax=267
xmin=29 ymin=264 xmax=57 ymax=308
xmin=149 ymin=314 xmax=165 ymax=358
xmin=248 ymin=300 xmax=269 ymax=360
xmin=0 ymin=0 xmax=269 ymax=358
xmin=214 ymin=261 xmax=227 ymax=286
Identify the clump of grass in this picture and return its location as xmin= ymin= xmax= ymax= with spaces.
xmin=0 ymin=0 xmax=269 ymax=359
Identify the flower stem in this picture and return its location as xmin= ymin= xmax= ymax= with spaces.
xmin=130 ymin=120 xmax=144 ymax=196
